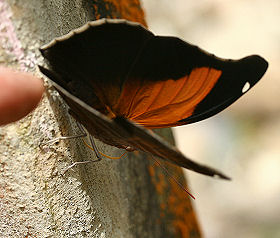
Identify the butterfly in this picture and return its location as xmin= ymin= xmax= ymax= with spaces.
xmin=39 ymin=18 xmax=268 ymax=180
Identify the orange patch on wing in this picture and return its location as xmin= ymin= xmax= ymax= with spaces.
xmin=113 ymin=67 xmax=221 ymax=128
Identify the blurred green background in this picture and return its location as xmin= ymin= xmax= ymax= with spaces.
xmin=142 ymin=0 xmax=279 ymax=237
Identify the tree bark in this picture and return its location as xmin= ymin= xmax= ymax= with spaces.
xmin=0 ymin=0 xmax=201 ymax=237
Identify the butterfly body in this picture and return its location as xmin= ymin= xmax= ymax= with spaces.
xmin=39 ymin=19 xmax=268 ymax=179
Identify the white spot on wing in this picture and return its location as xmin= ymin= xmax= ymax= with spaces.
xmin=242 ymin=82 xmax=250 ymax=93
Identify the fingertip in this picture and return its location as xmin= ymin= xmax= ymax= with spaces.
xmin=0 ymin=67 xmax=45 ymax=126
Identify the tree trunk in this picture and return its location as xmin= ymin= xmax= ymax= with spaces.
xmin=0 ymin=0 xmax=201 ymax=237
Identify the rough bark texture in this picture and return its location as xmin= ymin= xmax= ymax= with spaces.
xmin=0 ymin=0 xmax=201 ymax=237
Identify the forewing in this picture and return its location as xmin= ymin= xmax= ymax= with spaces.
xmin=113 ymin=36 xmax=268 ymax=128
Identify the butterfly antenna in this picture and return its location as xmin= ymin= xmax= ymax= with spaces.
xmin=151 ymin=156 xmax=195 ymax=200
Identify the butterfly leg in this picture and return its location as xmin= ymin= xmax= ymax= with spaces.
xmin=40 ymin=133 xmax=86 ymax=146
xmin=40 ymin=121 xmax=87 ymax=147
xmin=83 ymin=134 xmax=128 ymax=160
xmin=59 ymin=123 xmax=103 ymax=173
xmin=40 ymin=120 xmax=102 ymax=160
xmin=70 ymin=122 xmax=103 ymax=161
xmin=88 ymin=133 xmax=102 ymax=161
